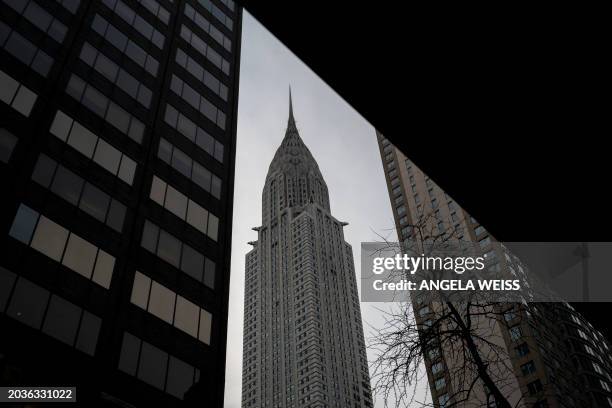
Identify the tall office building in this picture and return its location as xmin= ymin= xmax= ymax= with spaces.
xmin=376 ymin=131 xmax=612 ymax=407
xmin=241 ymin=95 xmax=373 ymax=408
xmin=0 ymin=0 xmax=241 ymax=405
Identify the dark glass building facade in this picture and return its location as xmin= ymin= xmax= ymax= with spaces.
xmin=0 ymin=0 xmax=241 ymax=406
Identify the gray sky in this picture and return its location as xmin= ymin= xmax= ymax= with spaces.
xmin=224 ymin=12 xmax=428 ymax=407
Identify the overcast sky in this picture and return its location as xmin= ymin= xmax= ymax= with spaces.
xmin=224 ymin=12 xmax=429 ymax=407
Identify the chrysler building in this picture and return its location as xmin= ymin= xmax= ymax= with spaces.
xmin=241 ymin=92 xmax=373 ymax=408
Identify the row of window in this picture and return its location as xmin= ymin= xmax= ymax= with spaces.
xmin=9 ymin=204 xmax=115 ymax=289
xmin=91 ymin=14 xmax=159 ymax=76
xmin=158 ymin=137 xmax=222 ymax=199
xmin=131 ymin=271 xmax=212 ymax=344
xmin=0 ymin=21 xmax=53 ymax=77
xmin=101 ymin=0 xmax=164 ymax=49
xmin=118 ymin=332 xmax=200 ymax=399
xmin=196 ymin=0 xmax=233 ymax=30
xmin=150 ymin=175 xmax=219 ymax=241
xmin=164 ymin=103 xmax=224 ymax=163
xmin=179 ymin=24 xmax=230 ymax=75
xmin=50 ymin=110 xmax=137 ymax=185
xmin=3 ymin=0 xmax=68 ymax=43
xmin=80 ymin=42 xmax=152 ymax=108
xmin=0 ymin=68 xmax=38 ymax=117
xmin=175 ymin=48 xmax=228 ymax=101
xmin=66 ymin=74 xmax=145 ymax=144
xmin=141 ymin=220 xmax=216 ymax=289
xmin=217 ymin=0 xmax=235 ymax=12
xmin=0 ymin=267 xmax=100 ymax=356
xmin=170 ymin=74 xmax=225 ymax=130
xmin=184 ymin=3 xmax=231 ymax=52
xmin=32 ymin=154 xmax=127 ymax=232
xmin=134 ymin=0 xmax=169 ymax=25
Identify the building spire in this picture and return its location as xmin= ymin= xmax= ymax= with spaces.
xmin=288 ymin=85 xmax=296 ymax=128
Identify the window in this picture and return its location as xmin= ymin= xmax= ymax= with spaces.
xmin=76 ymin=311 xmax=101 ymax=355
xmin=32 ymin=154 xmax=127 ymax=232
xmin=140 ymin=220 xmax=216 ymax=289
xmin=438 ymin=394 xmax=449 ymax=407
xmin=193 ymin=0 xmax=233 ymax=30
xmin=63 ymin=234 xmax=98 ymax=279
xmin=158 ymin=137 xmax=222 ymax=198
xmin=509 ymin=325 xmax=522 ymax=341
xmin=4 ymin=0 xmax=68 ymax=43
xmin=479 ymin=236 xmax=492 ymax=248
xmin=431 ymin=362 xmax=444 ymax=375
xmin=503 ymin=310 xmax=516 ymax=322
xmin=3 ymin=26 xmax=52 ymax=75
xmin=148 ymin=281 xmax=176 ymax=324
xmin=164 ymin=104 xmax=224 ymax=162
xmin=8 ymin=204 xmax=115 ymax=289
xmin=174 ymin=295 xmax=199 ymax=338
xmin=520 ymin=361 xmax=536 ymax=376
xmin=91 ymin=15 xmax=159 ymax=76
xmin=427 ymin=348 xmax=440 ymax=360
xmin=118 ymin=332 xmax=140 ymax=375
xmin=8 ymin=203 xmax=39 ymax=244
xmin=180 ymin=245 xmax=204 ymax=283
xmin=138 ymin=341 xmax=168 ymax=389
xmin=418 ymin=306 xmax=430 ymax=317
xmin=175 ymin=49 xmax=228 ymax=100
xmin=134 ymin=0 xmax=169 ymax=24
xmin=118 ymin=332 xmax=199 ymax=399
xmin=484 ymin=250 xmax=497 ymax=262
xmin=30 ymin=214 xmax=70 ymax=262
xmin=6 ymin=277 xmax=50 ymax=329
xmin=130 ymin=272 xmax=213 ymax=344
xmin=0 ymin=128 xmax=18 ymax=162
xmin=0 ymin=69 xmax=38 ymax=115
xmin=166 ymin=356 xmax=195 ymax=399
xmin=49 ymin=110 xmax=137 ymax=185
xmin=515 ymin=342 xmax=530 ymax=357
xmin=169 ymin=75 xmax=225 ymax=129
xmin=0 ymin=267 xmax=17 ymax=312
xmin=66 ymin=75 xmax=145 ymax=143
xmin=179 ymin=25 xmax=230 ymax=75
xmin=42 ymin=295 xmax=81 ymax=345
xmin=158 ymin=230 xmax=182 ymax=268
xmin=474 ymin=225 xmax=485 ymax=236
xmin=527 ymin=379 xmax=543 ymax=395
xmin=102 ymin=0 xmax=164 ymax=48
xmin=3 ymin=273 xmax=101 ymax=355
xmin=435 ymin=377 xmax=446 ymax=390
xmin=80 ymin=43 xmax=152 ymax=108
xmin=58 ymin=0 xmax=80 ymax=13
xmin=51 ymin=165 xmax=84 ymax=205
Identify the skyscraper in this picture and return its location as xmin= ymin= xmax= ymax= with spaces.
xmin=376 ymin=131 xmax=612 ymax=407
xmin=0 ymin=0 xmax=241 ymax=406
xmin=241 ymin=94 xmax=373 ymax=408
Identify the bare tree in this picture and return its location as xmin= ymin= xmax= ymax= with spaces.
xmin=367 ymin=209 xmax=529 ymax=408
